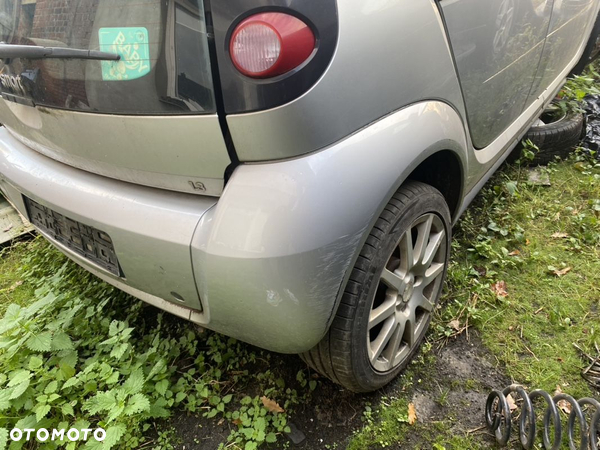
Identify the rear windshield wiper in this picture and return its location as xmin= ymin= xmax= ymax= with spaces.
xmin=0 ymin=44 xmax=120 ymax=61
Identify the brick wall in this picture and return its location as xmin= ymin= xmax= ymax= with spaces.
xmin=27 ymin=0 xmax=100 ymax=107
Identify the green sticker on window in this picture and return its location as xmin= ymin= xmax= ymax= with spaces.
xmin=99 ymin=27 xmax=151 ymax=81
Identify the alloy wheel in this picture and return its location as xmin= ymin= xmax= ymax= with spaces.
xmin=367 ymin=213 xmax=447 ymax=373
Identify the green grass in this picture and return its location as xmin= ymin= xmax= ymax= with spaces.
xmin=0 ymin=239 xmax=36 ymax=314
xmin=347 ymin=155 xmax=600 ymax=449
xmin=447 ymin=156 xmax=600 ymax=397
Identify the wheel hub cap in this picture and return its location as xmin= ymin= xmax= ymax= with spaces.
xmin=399 ymin=274 xmax=415 ymax=305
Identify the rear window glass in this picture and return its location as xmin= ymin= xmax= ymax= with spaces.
xmin=0 ymin=0 xmax=216 ymax=114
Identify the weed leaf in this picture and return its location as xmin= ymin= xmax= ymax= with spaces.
xmin=84 ymin=391 xmax=116 ymax=415
xmin=26 ymin=332 xmax=52 ymax=352
xmin=0 ymin=428 xmax=7 ymax=450
xmin=123 ymin=369 xmax=144 ymax=396
xmin=0 ymin=390 xmax=11 ymax=411
xmin=51 ymin=332 xmax=74 ymax=351
xmin=34 ymin=403 xmax=51 ymax=421
xmin=8 ymin=369 xmax=32 ymax=387
xmin=124 ymin=393 xmax=151 ymax=416
xmin=91 ymin=424 xmax=125 ymax=450
xmin=8 ymin=379 xmax=29 ymax=399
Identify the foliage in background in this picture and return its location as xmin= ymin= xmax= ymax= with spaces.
xmin=556 ymin=64 xmax=600 ymax=115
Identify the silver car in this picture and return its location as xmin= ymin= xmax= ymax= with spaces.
xmin=0 ymin=0 xmax=598 ymax=392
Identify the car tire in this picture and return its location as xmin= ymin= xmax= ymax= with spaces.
xmin=300 ymin=181 xmax=451 ymax=392
xmin=522 ymin=108 xmax=585 ymax=166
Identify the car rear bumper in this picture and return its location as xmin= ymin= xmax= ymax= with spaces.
xmin=0 ymin=125 xmax=356 ymax=353
xmin=0 ymin=127 xmax=214 ymax=318
xmin=0 ymin=100 xmax=468 ymax=354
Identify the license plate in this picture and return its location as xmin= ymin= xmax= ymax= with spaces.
xmin=24 ymin=197 xmax=121 ymax=276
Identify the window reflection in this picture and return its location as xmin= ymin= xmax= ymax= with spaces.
xmin=0 ymin=0 xmax=215 ymax=115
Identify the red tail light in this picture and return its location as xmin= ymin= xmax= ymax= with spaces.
xmin=230 ymin=12 xmax=316 ymax=78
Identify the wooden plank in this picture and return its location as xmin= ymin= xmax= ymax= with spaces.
xmin=0 ymin=197 xmax=34 ymax=244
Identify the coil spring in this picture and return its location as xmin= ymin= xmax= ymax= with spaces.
xmin=486 ymin=385 xmax=600 ymax=450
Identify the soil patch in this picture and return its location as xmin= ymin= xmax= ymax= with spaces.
xmin=172 ymin=333 xmax=511 ymax=449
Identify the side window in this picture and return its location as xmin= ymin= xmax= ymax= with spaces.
xmin=528 ymin=0 xmax=597 ymax=103
xmin=439 ymin=0 xmax=553 ymax=149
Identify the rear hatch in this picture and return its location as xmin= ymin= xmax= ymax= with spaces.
xmin=0 ymin=0 xmax=230 ymax=197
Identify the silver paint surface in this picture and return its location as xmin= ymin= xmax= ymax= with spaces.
xmin=226 ymin=0 xmax=466 ymax=162
xmin=529 ymin=0 xmax=596 ymax=103
xmin=0 ymin=101 xmax=230 ymax=197
xmin=0 ymin=128 xmax=215 ymax=312
xmin=440 ymin=0 xmax=553 ymax=148
xmin=191 ymin=102 xmax=468 ymax=353
xmin=0 ymin=0 xmax=599 ymax=354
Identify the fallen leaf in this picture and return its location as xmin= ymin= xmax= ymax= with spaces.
xmin=554 ymin=386 xmax=572 ymax=414
xmin=508 ymin=250 xmax=520 ymax=256
xmin=506 ymin=394 xmax=518 ymax=412
xmin=217 ymin=418 xmax=224 ymax=426
xmin=232 ymin=419 xmax=242 ymax=426
xmin=448 ymin=320 xmax=461 ymax=331
xmin=491 ymin=281 xmax=508 ymax=297
xmin=261 ymin=396 xmax=284 ymax=414
xmin=551 ymin=232 xmax=569 ymax=239
xmin=556 ymin=400 xmax=572 ymax=414
xmin=408 ymin=403 xmax=417 ymax=425
xmin=525 ymin=239 xmax=531 ymax=245
xmin=7 ymin=280 xmax=23 ymax=292
xmin=474 ymin=266 xmax=487 ymax=277
xmin=553 ymin=267 xmax=572 ymax=277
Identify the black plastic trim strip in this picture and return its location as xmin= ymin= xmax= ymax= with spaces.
xmin=203 ymin=0 xmax=240 ymax=182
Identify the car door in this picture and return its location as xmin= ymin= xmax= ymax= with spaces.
xmin=528 ymin=0 xmax=599 ymax=103
xmin=438 ymin=0 xmax=554 ymax=149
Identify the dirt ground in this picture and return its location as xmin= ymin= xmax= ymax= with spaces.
xmin=173 ymin=333 xmax=511 ymax=449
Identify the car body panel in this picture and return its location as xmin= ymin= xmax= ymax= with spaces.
xmin=439 ymin=0 xmax=553 ymax=149
xmin=191 ymin=101 xmax=468 ymax=353
xmin=528 ymin=0 xmax=597 ymax=103
xmin=0 ymin=103 xmax=231 ymax=196
xmin=226 ymin=0 xmax=466 ymax=163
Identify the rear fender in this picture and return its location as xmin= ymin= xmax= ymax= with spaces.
xmin=191 ymin=101 xmax=468 ymax=353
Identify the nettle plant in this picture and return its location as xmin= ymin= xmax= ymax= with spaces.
xmin=0 ymin=240 xmax=308 ymax=450
xmin=0 ymin=268 xmax=177 ymax=449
